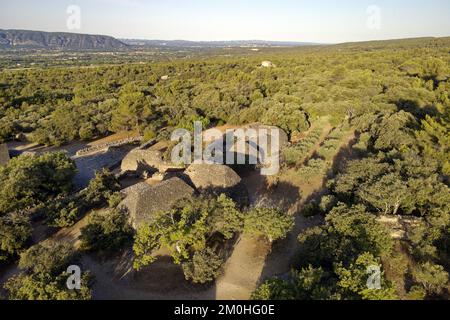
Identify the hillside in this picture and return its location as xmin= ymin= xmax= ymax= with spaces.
xmin=0 ymin=29 xmax=128 ymax=50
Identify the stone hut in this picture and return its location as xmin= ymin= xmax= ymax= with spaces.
xmin=261 ymin=61 xmax=275 ymax=68
xmin=0 ymin=144 xmax=10 ymax=166
xmin=121 ymin=148 xmax=184 ymax=175
xmin=119 ymin=177 xmax=195 ymax=229
xmin=184 ymin=164 xmax=248 ymax=206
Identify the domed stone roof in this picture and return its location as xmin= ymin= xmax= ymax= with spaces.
xmin=119 ymin=177 xmax=195 ymax=229
xmin=184 ymin=164 xmax=248 ymax=206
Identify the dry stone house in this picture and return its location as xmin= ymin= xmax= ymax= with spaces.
xmin=184 ymin=164 xmax=248 ymax=206
xmin=119 ymin=177 xmax=195 ymax=229
xmin=121 ymin=148 xmax=184 ymax=175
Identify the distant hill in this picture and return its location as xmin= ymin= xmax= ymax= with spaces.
xmin=0 ymin=29 xmax=318 ymax=51
xmin=0 ymin=29 xmax=128 ymax=50
xmin=121 ymin=39 xmax=318 ymax=48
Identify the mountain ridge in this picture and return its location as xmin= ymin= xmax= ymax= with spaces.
xmin=0 ymin=29 xmax=128 ymax=50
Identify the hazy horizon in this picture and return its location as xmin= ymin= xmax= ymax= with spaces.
xmin=1 ymin=0 xmax=450 ymax=44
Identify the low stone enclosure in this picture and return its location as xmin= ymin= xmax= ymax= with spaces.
xmin=75 ymin=136 xmax=143 ymax=156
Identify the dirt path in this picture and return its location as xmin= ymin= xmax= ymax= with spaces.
xmin=214 ymin=235 xmax=271 ymax=300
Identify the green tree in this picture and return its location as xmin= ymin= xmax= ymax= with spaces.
xmin=44 ymin=198 xmax=80 ymax=228
xmin=262 ymin=102 xmax=310 ymax=136
xmin=416 ymin=115 xmax=450 ymax=177
xmin=289 ymin=266 xmax=333 ymax=300
xmin=207 ymin=194 xmax=243 ymax=240
xmin=133 ymin=222 xmax=161 ymax=270
xmin=330 ymin=156 xmax=391 ymax=199
xmin=181 ymin=248 xmax=224 ymax=284
xmin=244 ymin=208 xmax=294 ymax=243
xmin=251 ymin=278 xmax=297 ymax=300
xmin=334 ymin=253 xmax=398 ymax=300
xmin=0 ymin=212 xmax=32 ymax=262
xmin=0 ymin=152 xmax=76 ymax=214
xmin=80 ymin=207 xmax=133 ymax=253
xmin=82 ymin=169 xmax=121 ymax=207
xmin=111 ymin=87 xmax=152 ymax=132
xmin=133 ymin=195 xmax=242 ymax=270
xmin=411 ymin=262 xmax=449 ymax=296
xmin=4 ymin=242 xmax=92 ymax=300
xmin=298 ymin=204 xmax=392 ymax=267
xmin=357 ymin=173 xmax=411 ymax=215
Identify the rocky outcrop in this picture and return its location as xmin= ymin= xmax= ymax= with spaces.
xmin=185 ymin=164 xmax=241 ymax=190
xmin=119 ymin=178 xmax=195 ymax=229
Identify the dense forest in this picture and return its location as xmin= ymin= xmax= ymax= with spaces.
xmin=0 ymin=37 xmax=449 ymax=300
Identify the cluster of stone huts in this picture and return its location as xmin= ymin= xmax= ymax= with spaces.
xmin=117 ymin=124 xmax=288 ymax=229
xmin=119 ymin=149 xmax=248 ymax=228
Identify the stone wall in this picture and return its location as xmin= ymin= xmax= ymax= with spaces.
xmin=75 ymin=136 xmax=143 ymax=156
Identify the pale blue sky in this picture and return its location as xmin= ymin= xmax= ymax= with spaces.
xmin=0 ymin=0 xmax=449 ymax=43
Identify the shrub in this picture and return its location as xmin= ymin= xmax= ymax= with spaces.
xmin=297 ymin=158 xmax=327 ymax=181
xmin=251 ymin=278 xmax=296 ymax=300
xmin=43 ymin=198 xmax=82 ymax=228
xmin=182 ymin=248 xmax=224 ymax=284
xmin=133 ymin=195 xmax=243 ymax=270
xmin=79 ymin=207 xmax=133 ymax=253
xmin=283 ymin=126 xmax=324 ymax=167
